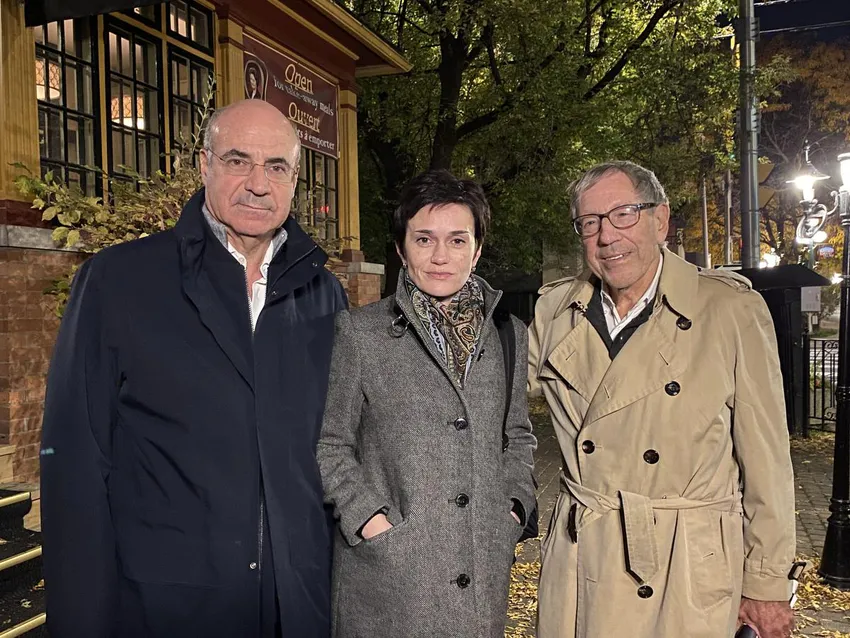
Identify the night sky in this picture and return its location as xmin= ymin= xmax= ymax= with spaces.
xmin=756 ymin=0 xmax=850 ymax=39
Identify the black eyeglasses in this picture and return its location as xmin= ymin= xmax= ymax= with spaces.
xmin=206 ymin=150 xmax=298 ymax=184
xmin=573 ymin=202 xmax=659 ymax=238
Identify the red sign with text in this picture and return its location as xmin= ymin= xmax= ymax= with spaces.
xmin=243 ymin=35 xmax=339 ymax=158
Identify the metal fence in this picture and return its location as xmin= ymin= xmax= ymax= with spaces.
xmin=806 ymin=336 xmax=838 ymax=433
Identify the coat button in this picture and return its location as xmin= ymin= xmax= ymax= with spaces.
xmin=456 ymin=574 xmax=471 ymax=588
xmin=637 ymin=585 xmax=653 ymax=598
xmin=581 ymin=440 xmax=595 ymax=454
xmin=455 ymin=493 xmax=469 ymax=508
xmin=249 ymin=562 xmax=258 ymax=570
xmin=643 ymin=449 xmax=660 ymax=464
xmin=676 ymin=317 xmax=692 ymax=330
xmin=311 ymin=260 xmax=319 ymax=267
xmin=454 ymin=417 xmax=468 ymax=431
xmin=664 ymin=381 xmax=681 ymax=396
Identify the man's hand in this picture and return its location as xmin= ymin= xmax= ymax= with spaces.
xmin=738 ymin=597 xmax=794 ymax=638
xmin=360 ymin=513 xmax=393 ymax=540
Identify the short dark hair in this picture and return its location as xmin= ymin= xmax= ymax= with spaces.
xmin=393 ymin=170 xmax=490 ymax=256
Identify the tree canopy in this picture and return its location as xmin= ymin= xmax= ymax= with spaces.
xmin=347 ymin=0 xmax=741 ymax=282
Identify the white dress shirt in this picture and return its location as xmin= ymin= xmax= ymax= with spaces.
xmin=227 ymin=241 xmax=275 ymax=332
xmin=601 ymin=254 xmax=663 ymax=340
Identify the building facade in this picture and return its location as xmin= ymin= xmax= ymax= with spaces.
xmin=0 ymin=0 xmax=409 ymax=488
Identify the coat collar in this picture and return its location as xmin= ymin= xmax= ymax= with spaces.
xmin=655 ymin=248 xmax=698 ymax=324
xmin=391 ymin=269 xmax=503 ymax=398
xmin=173 ymin=189 xmax=329 ymax=390
xmin=553 ymin=248 xmax=697 ymax=323
xmin=542 ymin=248 xmax=697 ymax=427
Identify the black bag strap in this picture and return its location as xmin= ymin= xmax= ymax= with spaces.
xmin=494 ymin=307 xmax=515 ymax=452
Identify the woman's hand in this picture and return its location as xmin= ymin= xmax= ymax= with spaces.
xmin=361 ymin=513 xmax=393 ymax=540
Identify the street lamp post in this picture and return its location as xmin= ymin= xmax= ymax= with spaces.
xmin=822 ymin=155 xmax=850 ymax=589
xmin=794 ymin=152 xmax=850 ymax=589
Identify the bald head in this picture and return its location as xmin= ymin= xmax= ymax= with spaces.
xmin=204 ymin=99 xmax=300 ymax=159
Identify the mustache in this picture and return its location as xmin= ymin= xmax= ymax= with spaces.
xmin=234 ymin=195 xmax=273 ymax=209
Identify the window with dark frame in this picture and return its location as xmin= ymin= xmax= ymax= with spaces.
xmin=125 ymin=5 xmax=160 ymax=27
xmin=105 ymin=23 xmax=164 ymax=180
xmin=169 ymin=49 xmax=213 ymax=165
xmin=168 ymin=1 xmax=212 ymax=52
xmin=34 ymin=19 xmax=99 ymax=196
xmin=295 ymin=148 xmax=338 ymax=241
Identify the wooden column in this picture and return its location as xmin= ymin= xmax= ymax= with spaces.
xmin=337 ymin=88 xmax=359 ymax=250
xmin=217 ymin=17 xmax=245 ymax=106
xmin=0 ymin=0 xmax=39 ymax=221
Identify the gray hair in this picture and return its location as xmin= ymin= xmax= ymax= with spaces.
xmin=202 ymin=103 xmax=302 ymax=167
xmin=569 ymin=161 xmax=668 ymax=218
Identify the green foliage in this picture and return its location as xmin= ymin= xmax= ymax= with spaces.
xmin=348 ymin=0 xmax=746 ymax=276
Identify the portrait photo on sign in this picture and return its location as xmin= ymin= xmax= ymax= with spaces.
xmin=244 ymin=57 xmax=267 ymax=100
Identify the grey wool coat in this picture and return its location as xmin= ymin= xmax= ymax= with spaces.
xmin=317 ymin=273 xmax=537 ymax=638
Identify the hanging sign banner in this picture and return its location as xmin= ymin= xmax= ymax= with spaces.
xmin=243 ymin=35 xmax=338 ymax=158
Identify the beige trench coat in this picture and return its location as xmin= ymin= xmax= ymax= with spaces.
xmin=528 ymin=250 xmax=796 ymax=638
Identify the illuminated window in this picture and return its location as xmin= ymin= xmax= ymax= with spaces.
xmin=170 ymin=50 xmax=212 ymax=163
xmin=33 ymin=19 xmax=99 ymax=195
xmin=295 ymin=148 xmax=338 ymax=241
xmin=106 ymin=24 xmax=162 ymax=179
xmin=168 ymin=1 xmax=212 ymax=52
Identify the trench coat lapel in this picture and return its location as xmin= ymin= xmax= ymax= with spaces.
xmin=583 ymin=250 xmax=698 ymax=426
xmin=538 ymin=274 xmax=610 ymax=423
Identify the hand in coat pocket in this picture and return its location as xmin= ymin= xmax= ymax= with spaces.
xmin=361 ymin=513 xmax=393 ymax=540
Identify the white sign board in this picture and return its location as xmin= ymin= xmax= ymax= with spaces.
xmin=801 ymin=286 xmax=822 ymax=313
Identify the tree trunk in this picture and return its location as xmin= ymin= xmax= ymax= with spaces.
xmin=429 ymin=35 xmax=467 ymax=170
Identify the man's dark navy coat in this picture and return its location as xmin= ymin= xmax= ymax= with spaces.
xmin=40 ymin=190 xmax=347 ymax=637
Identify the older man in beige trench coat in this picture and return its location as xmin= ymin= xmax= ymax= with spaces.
xmin=529 ymin=161 xmax=797 ymax=638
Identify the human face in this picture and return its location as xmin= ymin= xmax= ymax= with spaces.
xmin=398 ymin=203 xmax=482 ymax=302
xmin=578 ymin=171 xmax=669 ymax=295
xmin=200 ymin=100 xmax=299 ymax=245
xmin=248 ymin=72 xmax=257 ymax=92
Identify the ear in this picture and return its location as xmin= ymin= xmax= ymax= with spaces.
xmin=395 ymin=243 xmax=406 ymax=266
xmin=200 ymin=150 xmax=211 ymax=186
xmin=653 ymin=204 xmax=670 ymax=243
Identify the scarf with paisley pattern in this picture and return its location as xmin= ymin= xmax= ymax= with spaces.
xmin=405 ymin=272 xmax=485 ymax=387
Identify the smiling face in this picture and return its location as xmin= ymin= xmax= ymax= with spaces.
xmin=398 ymin=203 xmax=482 ymax=301
xmin=578 ymin=170 xmax=669 ymax=295
xmin=199 ymin=100 xmax=299 ymax=245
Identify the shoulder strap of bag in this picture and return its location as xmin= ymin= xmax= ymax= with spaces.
xmin=494 ymin=307 xmax=515 ymax=452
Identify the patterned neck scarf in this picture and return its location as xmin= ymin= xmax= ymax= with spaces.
xmin=405 ymin=272 xmax=486 ymax=387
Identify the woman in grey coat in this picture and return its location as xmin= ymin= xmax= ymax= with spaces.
xmin=317 ymin=170 xmax=537 ymax=637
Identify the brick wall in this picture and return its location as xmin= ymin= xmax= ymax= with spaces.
xmin=0 ymin=244 xmax=83 ymax=485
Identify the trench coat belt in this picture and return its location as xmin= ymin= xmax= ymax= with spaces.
xmin=561 ymin=476 xmax=743 ymax=584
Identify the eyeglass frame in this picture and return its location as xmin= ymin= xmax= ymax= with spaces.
xmin=204 ymin=149 xmax=300 ymax=184
xmin=572 ymin=202 xmax=660 ymax=237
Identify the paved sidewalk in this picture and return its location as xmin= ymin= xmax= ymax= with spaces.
xmin=506 ymin=404 xmax=850 ymax=637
